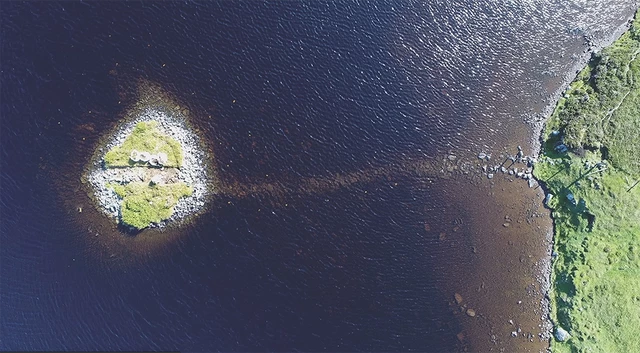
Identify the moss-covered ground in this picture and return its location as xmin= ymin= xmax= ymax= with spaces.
xmin=109 ymin=182 xmax=192 ymax=230
xmin=104 ymin=121 xmax=183 ymax=168
xmin=534 ymin=11 xmax=640 ymax=353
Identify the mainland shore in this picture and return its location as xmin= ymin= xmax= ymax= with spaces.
xmin=533 ymin=10 xmax=640 ymax=353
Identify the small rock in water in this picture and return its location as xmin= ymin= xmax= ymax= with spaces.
xmin=503 ymin=223 xmax=510 ymax=228
xmin=511 ymin=331 xmax=518 ymax=337
xmin=478 ymin=152 xmax=487 ymax=160
xmin=555 ymin=326 xmax=570 ymax=342
xmin=454 ymin=293 xmax=463 ymax=304
xmin=466 ymin=309 xmax=476 ymax=317
xmin=487 ymin=173 xmax=494 ymax=179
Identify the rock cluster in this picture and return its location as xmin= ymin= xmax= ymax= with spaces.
xmin=477 ymin=145 xmax=538 ymax=187
xmin=130 ymin=150 xmax=169 ymax=166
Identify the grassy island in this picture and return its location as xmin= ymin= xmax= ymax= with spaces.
xmin=105 ymin=121 xmax=192 ymax=230
xmin=534 ymin=12 xmax=640 ymax=353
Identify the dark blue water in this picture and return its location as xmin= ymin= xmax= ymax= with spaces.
xmin=1 ymin=1 xmax=636 ymax=352
xmin=1 ymin=2 xmax=461 ymax=351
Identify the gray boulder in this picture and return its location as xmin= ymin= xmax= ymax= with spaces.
xmin=555 ymin=326 xmax=570 ymax=342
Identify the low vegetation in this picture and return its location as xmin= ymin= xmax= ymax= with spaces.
xmin=109 ymin=182 xmax=192 ymax=230
xmin=534 ymin=11 xmax=640 ymax=353
xmin=104 ymin=121 xmax=183 ymax=168
xmin=103 ymin=120 xmax=191 ymax=230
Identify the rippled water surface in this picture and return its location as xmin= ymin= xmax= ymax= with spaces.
xmin=1 ymin=1 xmax=636 ymax=351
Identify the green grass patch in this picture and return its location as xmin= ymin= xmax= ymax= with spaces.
xmin=544 ymin=13 xmax=640 ymax=175
xmin=104 ymin=121 xmax=183 ymax=168
xmin=535 ymin=11 xmax=640 ymax=353
xmin=109 ymin=182 xmax=193 ymax=229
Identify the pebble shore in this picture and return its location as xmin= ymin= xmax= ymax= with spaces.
xmin=87 ymin=108 xmax=210 ymax=229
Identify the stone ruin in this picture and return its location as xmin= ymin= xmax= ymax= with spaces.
xmin=129 ymin=150 xmax=169 ymax=167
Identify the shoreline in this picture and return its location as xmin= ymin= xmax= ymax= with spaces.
xmin=526 ymin=11 xmax=637 ymax=349
xmin=532 ymin=9 xmax=640 ymax=352
xmin=446 ymin=12 xmax=638 ymax=351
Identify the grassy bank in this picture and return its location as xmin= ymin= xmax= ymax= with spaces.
xmin=534 ymin=11 xmax=640 ymax=353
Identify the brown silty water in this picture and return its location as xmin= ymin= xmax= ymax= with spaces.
xmin=432 ymin=175 xmax=553 ymax=352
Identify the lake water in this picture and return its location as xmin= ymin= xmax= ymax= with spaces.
xmin=1 ymin=1 xmax=636 ymax=352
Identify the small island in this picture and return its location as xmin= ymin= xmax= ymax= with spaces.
xmin=86 ymin=102 xmax=210 ymax=231
xmin=534 ymin=11 xmax=640 ymax=353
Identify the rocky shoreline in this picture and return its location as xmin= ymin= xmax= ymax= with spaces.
xmin=529 ymin=13 xmax=638 ymax=350
xmin=86 ymin=107 xmax=211 ymax=230
xmin=531 ymin=11 xmax=640 ymax=351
